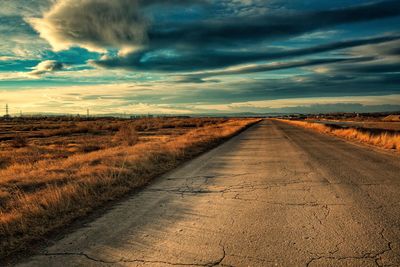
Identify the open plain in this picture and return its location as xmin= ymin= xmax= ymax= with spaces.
xmin=16 ymin=119 xmax=400 ymax=267
xmin=0 ymin=117 xmax=258 ymax=259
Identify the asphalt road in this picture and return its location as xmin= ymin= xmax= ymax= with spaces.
xmin=19 ymin=120 xmax=400 ymax=267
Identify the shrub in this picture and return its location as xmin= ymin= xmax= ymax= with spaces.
xmin=80 ymin=145 xmax=101 ymax=153
xmin=11 ymin=135 xmax=28 ymax=148
xmin=113 ymin=125 xmax=139 ymax=146
xmin=0 ymin=157 xmax=10 ymax=169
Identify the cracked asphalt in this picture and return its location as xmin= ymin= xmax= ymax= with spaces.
xmin=18 ymin=120 xmax=400 ymax=267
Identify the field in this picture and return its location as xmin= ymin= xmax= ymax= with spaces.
xmin=297 ymin=113 xmax=400 ymax=133
xmin=0 ymin=117 xmax=259 ymax=259
xmin=306 ymin=119 xmax=400 ymax=133
xmin=0 ymin=117 xmax=231 ymax=169
xmin=333 ymin=121 xmax=400 ymax=132
xmin=278 ymin=119 xmax=400 ymax=152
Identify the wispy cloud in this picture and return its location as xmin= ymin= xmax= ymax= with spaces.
xmin=177 ymin=57 xmax=373 ymax=82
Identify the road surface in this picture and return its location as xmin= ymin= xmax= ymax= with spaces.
xmin=19 ymin=120 xmax=400 ymax=267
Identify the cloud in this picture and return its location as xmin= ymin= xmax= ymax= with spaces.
xmin=351 ymin=39 xmax=400 ymax=57
xmin=178 ymin=57 xmax=373 ymax=82
xmin=27 ymin=0 xmax=400 ymax=66
xmin=0 ymin=14 xmax=50 ymax=59
xmin=2 ymin=82 xmax=399 ymax=114
xmin=0 ymin=56 xmax=16 ymax=61
xmin=147 ymin=0 xmax=400 ymax=48
xmin=27 ymin=0 xmax=147 ymax=53
xmin=92 ymin=34 xmax=399 ymax=72
xmin=194 ymin=101 xmax=400 ymax=114
xmin=26 ymin=0 xmax=207 ymax=53
xmin=238 ymin=103 xmax=400 ymax=114
xmin=330 ymin=60 xmax=400 ymax=74
xmin=167 ymin=72 xmax=400 ymax=105
xmin=29 ymin=60 xmax=64 ymax=76
xmin=304 ymin=39 xmax=400 ymax=76
xmin=0 ymin=0 xmax=53 ymax=16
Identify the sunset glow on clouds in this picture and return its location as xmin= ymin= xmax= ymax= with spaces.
xmin=0 ymin=0 xmax=399 ymax=114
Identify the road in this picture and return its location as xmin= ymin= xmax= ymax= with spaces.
xmin=19 ymin=120 xmax=400 ymax=267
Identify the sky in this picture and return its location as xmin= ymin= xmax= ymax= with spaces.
xmin=0 ymin=0 xmax=400 ymax=115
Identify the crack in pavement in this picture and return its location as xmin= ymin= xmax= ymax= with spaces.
xmin=294 ymin=205 xmax=346 ymax=257
xmin=42 ymin=252 xmax=223 ymax=266
xmin=152 ymin=178 xmax=329 ymax=194
xmin=147 ymin=182 xmax=268 ymax=198
xmin=149 ymin=183 xmax=352 ymax=208
xmin=42 ymin=243 xmax=227 ymax=267
xmin=165 ymin=173 xmax=255 ymax=182
xmin=148 ymin=177 xmax=377 ymax=202
xmin=229 ymin=195 xmax=347 ymax=207
xmin=305 ymin=227 xmax=394 ymax=267
xmin=209 ymin=242 xmax=226 ymax=267
xmin=374 ymin=228 xmax=394 ymax=267
xmin=306 ymin=252 xmax=387 ymax=267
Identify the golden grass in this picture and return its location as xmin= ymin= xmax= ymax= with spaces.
xmin=0 ymin=118 xmax=229 ymax=169
xmin=0 ymin=118 xmax=259 ymax=258
xmin=278 ymin=119 xmax=400 ymax=151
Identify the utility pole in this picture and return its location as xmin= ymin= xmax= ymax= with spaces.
xmin=3 ymin=103 xmax=12 ymax=119
xmin=87 ymin=108 xmax=90 ymax=118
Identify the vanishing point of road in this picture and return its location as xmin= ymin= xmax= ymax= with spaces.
xmin=19 ymin=120 xmax=400 ymax=267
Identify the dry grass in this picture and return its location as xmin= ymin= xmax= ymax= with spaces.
xmin=10 ymin=135 xmax=28 ymax=148
xmin=307 ymin=119 xmax=400 ymax=132
xmin=0 ymin=117 xmax=259 ymax=258
xmin=113 ymin=124 xmax=139 ymax=146
xmin=278 ymin=119 xmax=400 ymax=151
xmin=358 ymin=122 xmax=400 ymax=132
xmin=0 ymin=118 xmax=229 ymax=169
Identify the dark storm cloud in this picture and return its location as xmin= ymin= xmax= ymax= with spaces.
xmin=29 ymin=0 xmax=400 ymax=72
xmin=352 ymin=39 xmax=400 ymax=57
xmin=92 ymin=34 xmax=398 ymax=72
xmin=147 ymin=0 xmax=400 ymax=48
xmin=173 ymin=74 xmax=400 ymax=105
xmin=332 ymin=61 xmax=400 ymax=74
xmin=177 ymin=57 xmax=373 ymax=83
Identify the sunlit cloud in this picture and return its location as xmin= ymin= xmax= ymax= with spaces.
xmin=26 ymin=0 xmax=206 ymax=53
xmin=1 ymin=81 xmax=400 ymax=115
xmin=29 ymin=60 xmax=64 ymax=76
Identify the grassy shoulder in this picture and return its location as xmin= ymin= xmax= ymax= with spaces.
xmin=276 ymin=119 xmax=400 ymax=152
xmin=0 ymin=118 xmax=260 ymax=259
